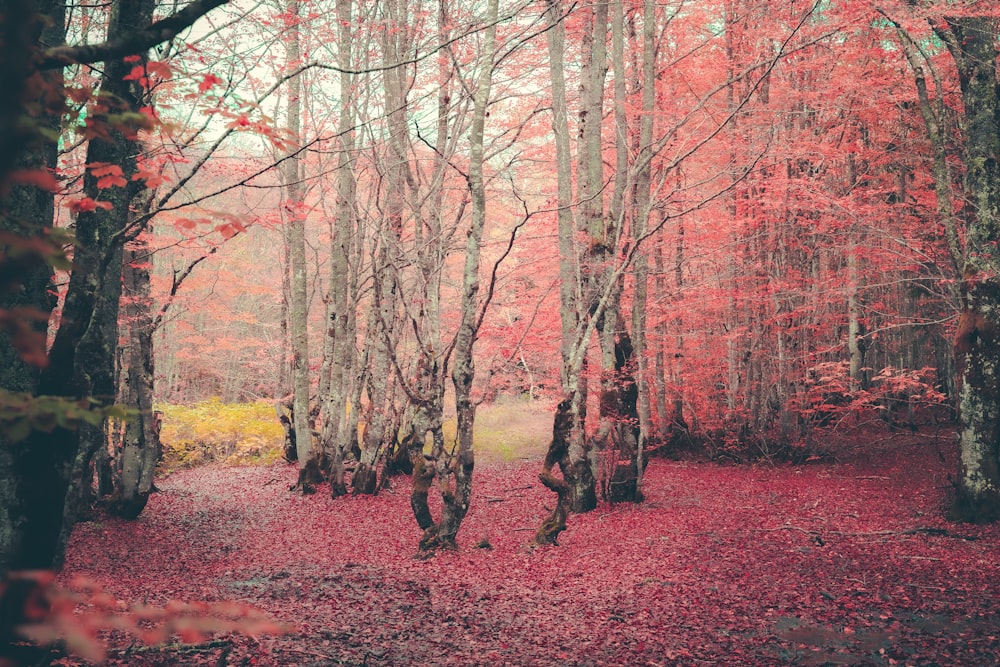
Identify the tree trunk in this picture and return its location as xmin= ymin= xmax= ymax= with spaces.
xmin=545 ymin=0 xmax=578 ymax=393
xmin=355 ymin=0 xmax=413 ymax=495
xmin=114 ymin=193 xmax=160 ymax=519
xmin=630 ymin=0 xmax=657 ymax=496
xmin=283 ymin=0 xmax=320 ymax=492
xmin=0 ymin=0 xmax=65 ymax=578
xmin=535 ymin=399 xmax=574 ymax=545
xmin=946 ymin=16 xmax=1000 ymax=522
xmin=418 ymin=0 xmax=497 ymax=551
xmin=26 ymin=0 xmax=156 ymax=572
xmin=320 ymin=0 xmax=360 ymax=498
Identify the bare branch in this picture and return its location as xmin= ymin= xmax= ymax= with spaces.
xmin=40 ymin=0 xmax=230 ymax=70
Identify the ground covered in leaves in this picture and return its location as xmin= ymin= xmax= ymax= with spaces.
xmin=62 ymin=432 xmax=1000 ymax=666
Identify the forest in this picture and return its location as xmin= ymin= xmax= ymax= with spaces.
xmin=0 ymin=0 xmax=999 ymax=664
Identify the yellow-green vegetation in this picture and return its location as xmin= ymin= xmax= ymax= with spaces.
xmin=159 ymin=398 xmax=284 ymax=471
xmin=445 ymin=397 xmax=552 ymax=464
xmin=158 ymin=396 xmax=553 ymax=472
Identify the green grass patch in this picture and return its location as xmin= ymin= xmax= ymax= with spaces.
xmin=443 ymin=397 xmax=552 ymax=464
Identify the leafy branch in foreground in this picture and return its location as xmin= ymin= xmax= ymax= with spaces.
xmin=0 ymin=391 xmax=130 ymax=443
xmin=9 ymin=571 xmax=289 ymax=664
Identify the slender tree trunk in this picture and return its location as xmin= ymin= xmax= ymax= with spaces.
xmin=630 ymin=0 xmax=657 ymax=499
xmin=406 ymin=0 xmax=453 ymax=528
xmin=322 ymin=0 xmax=360 ymax=497
xmin=576 ymin=0 xmax=610 ymax=513
xmin=545 ymin=0 xmax=578 ymax=393
xmin=114 ymin=193 xmax=160 ymax=519
xmin=282 ymin=0 xmax=320 ymax=491
xmin=418 ymin=0 xmax=497 ymax=551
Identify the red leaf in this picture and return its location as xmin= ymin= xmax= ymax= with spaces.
xmin=216 ymin=223 xmax=237 ymax=240
xmin=89 ymin=163 xmax=127 ymax=189
xmin=0 ymin=307 xmax=50 ymax=367
xmin=97 ymin=174 xmax=127 ymax=189
xmin=67 ymin=197 xmax=113 ymax=213
xmin=123 ymin=65 xmax=147 ymax=82
xmin=87 ymin=162 xmax=121 ymax=177
xmin=199 ymin=74 xmax=223 ymax=93
xmin=146 ymin=61 xmax=172 ymax=80
xmin=131 ymin=169 xmax=166 ymax=188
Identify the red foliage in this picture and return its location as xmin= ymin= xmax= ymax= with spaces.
xmin=65 ymin=197 xmax=113 ymax=214
xmin=198 ymin=74 xmax=223 ymax=93
xmin=58 ymin=437 xmax=1000 ymax=666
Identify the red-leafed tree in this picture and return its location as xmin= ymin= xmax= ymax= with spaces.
xmin=0 ymin=2 xmax=232 ymax=661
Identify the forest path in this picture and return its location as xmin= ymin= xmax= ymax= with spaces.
xmin=62 ymin=432 xmax=1000 ymax=666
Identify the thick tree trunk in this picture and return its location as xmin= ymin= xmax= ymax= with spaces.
xmin=954 ymin=280 xmax=1000 ymax=521
xmin=535 ymin=399 xmax=574 ymax=545
xmin=946 ymin=16 xmax=1000 ymax=522
xmin=21 ymin=0 xmax=155 ymax=573
xmin=0 ymin=0 xmax=65 ymax=592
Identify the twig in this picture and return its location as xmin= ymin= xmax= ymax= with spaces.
xmin=116 ymin=639 xmax=231 ymax=656
xmin=755 ymin=525 xmax=978 ymax=541
xmin=277 ymin=647 xmax=339 ymax=660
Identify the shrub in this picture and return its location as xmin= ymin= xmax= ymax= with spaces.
xmin=158 ymin=398 xmax=284 ymax=471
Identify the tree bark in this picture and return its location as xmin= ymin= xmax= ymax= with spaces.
xmin=283 ymin=0 xmax=320 ymax=492
xmin=0 ymin=0 xmax=65 ymax=578
xmin=630 ymin=0 xmax=657 ymax=498
xmin=114 ymin=192 xmax=160 ymax=519
xmin=419 ymin=0 xmax=498 ymax=551
xmin=543 ymin=0 xmax=599 ymax=515
xmin=0 ymin=0 xmax=224 ymax=577
xmin=355 ymin=0 xmax=413 ymax=495
xmin=944 ymin=16 xmax=1000 ymax=522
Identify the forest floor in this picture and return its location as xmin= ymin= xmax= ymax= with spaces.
xmin=60 ymin=429 xmax=1000 ymax=666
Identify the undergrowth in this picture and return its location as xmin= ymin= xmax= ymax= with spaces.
xmin=158 ymin=398 xmax=284 ymax=471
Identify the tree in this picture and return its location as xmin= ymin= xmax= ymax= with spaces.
xmin=417 ymin=0 xmax=500 ymax=551
xmin=879 ymin=4 xmax=999 ymax=521
xmin=319 ymin=0 xmax=365 ymax=498
xmin=0 ymin=2 xmax=231 ymax=660
xmin=936 ymin=14 xmax=1000 ymax=521
xmin=280 ymin=0 xmax=322 ymax=491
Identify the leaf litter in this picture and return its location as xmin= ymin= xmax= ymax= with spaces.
xmin=60 ymin=434 xmax=1000 ymax=665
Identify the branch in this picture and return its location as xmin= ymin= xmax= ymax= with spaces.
xmin=755 ymin=524 xmax=979 ymax=541
xmin=152 ymin=243 xmax=223 ymax=333
xmin=39 ymin=0 xmax=230 ymax=70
